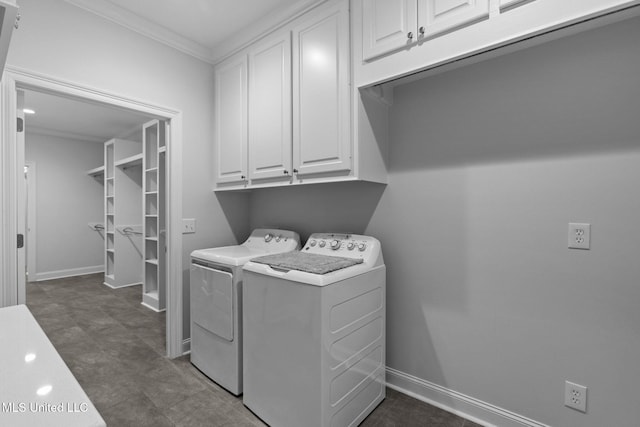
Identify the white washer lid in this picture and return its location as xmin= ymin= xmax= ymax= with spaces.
xmin=191 ymin=246 xmax=268 ymax=266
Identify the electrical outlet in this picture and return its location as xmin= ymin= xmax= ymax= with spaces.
xmin=565 ymin=381 xmax=587 ymax=412
xmin=568 ymin=223 xmax=590 ymax=250
xmin=182 ymin=218 xmax=196 ymax=234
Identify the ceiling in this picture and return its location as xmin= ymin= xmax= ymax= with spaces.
xmin=23 ymin=90 xmax=154 ymax=143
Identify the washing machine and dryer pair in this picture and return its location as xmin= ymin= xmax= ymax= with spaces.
xmin=191 ymin=230 xmax=386 ymax=427
xmin=189 ymin=229 xmax=300 ymax=395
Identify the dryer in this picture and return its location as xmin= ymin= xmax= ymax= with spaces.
xmin=242 ymin=233 xmax=386 ymax=427
xmin=190 ymin=228 xmax=300 ymax=395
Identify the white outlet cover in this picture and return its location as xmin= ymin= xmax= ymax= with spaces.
xmin=565 ymin=381 xmax=587 ymax=412
xmin=568 ymin=223 xmax=590 ymax=250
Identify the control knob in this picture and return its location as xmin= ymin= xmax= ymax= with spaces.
xmin=264 ymin=233 xmax=273 ymax=242
xmin=330 ymin=240 xmax=341 ymax=250
xmin=319 ymin=240 xmax=326 ymax=248
xmin=358 ymin=243 xmax=367 ymax=252
xmin=309 ymin=239 xmax=317 ymax=247
xmin=347 ymin=242 xmax=355 ymax=251
xmin=276 ymin=235 xmax=282 ymax=242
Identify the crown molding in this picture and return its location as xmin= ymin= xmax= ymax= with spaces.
xmin=64 ymin=0 xmax=215 ymax=64
xmin=211 ymin=0 xmax=329 ymax=64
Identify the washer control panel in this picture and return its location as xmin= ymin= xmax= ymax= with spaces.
xmin=244 ymin=229 xmax=301 ymax=252
xmin=303 ymin=233 xmax=380 ymax=263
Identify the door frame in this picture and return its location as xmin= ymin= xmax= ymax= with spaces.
xmin=25 ymin=161 xmax=36 ymax=284
xmin=0 ymin=66 xmax=184 ymax=358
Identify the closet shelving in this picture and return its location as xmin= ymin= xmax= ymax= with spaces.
xmin=86 ymin=165 xmax=105 ymax=179
xmin=104 ymin=138 xmax=143 ymax=289
xmin=114 ymin=153 xmax=143 ymax=168
xmin=142 ymin=119 xmax=166 ymax=312
xmin=104 ymin=142 xmax=116 ymax=283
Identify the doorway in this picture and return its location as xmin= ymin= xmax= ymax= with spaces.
xmin=0 ymin=69 xmax=184 ymax=358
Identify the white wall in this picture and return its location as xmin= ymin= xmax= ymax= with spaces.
xmin=250 ymin=16 xmax=640 ymax=427
xmin=25 ymin=132 xmax=103 ymax=279
xmin=8 ymin=0 xmax=251 ymax=337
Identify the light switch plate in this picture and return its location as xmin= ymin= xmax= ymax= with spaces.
xmin=182 ymin=218 xmax=196 ymax=234
xmin=568 ymin=223 xmax=590 ymax=250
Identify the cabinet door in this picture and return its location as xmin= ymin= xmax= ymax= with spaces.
xmin=417 ymin=0 xmax=489 ymax=39
xmin=248 ymin=31 xmax=293 ymax=181
xmin=499 ymin=0 xmax=531 ymax=10
xmin=362 ymin=0 xmax=418 ymax=61
xmin=292 ymin=2 xmax=351 ymax=177
xmin=214 ymin=54 xmax=248 ymax=184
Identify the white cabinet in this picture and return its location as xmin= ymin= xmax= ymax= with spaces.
xmin=362 ymin=0 xmax=490 ymax=60
xmin=499 ymin=0 xmax=528 ymax=9
xmin=214 ymin=0 xmax=388 ymax=191
xmin=292 ymin=0 xmax=351 ymax=177
xmin=248 ymin=30 xmax=292 ymax=182
xmin=418 ymin=0 xmax=490 ymax=38
xmin=214 ymin=55 xmax=248 ymax=184
xmin=362 ymin=0 xmax=417 ymax=71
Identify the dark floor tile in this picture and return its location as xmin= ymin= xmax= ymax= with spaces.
xmin=139 ymin=358 xmax=207 ymax=408
xmin=34 ymin=312 xmax=80 ymax=335
xmin=162 ymin=390 xmax=234 ymax=427
xmin=100 ymin=394 xmax=174 ymax=427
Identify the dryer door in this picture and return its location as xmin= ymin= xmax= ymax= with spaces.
xmin=190 ymin=263 xmax=234 ymax=341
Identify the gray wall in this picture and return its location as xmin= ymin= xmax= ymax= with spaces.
xmin=250 ymin=16 xmax=640 ymax=427
xmin=9 ymin=0 xmax=251 ymax=338
xmin=25 ymin=132 xmax=104 ymax=279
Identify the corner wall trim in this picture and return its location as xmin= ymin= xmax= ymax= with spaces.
xmin=385 ymin=367 xmax=550 ymax=427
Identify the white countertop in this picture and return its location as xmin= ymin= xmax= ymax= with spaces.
xmin=0 ymin=305 xmax=106 ymax=427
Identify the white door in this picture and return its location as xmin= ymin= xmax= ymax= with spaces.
xmin=362 ymin=0 xmax=418 ymax=61
xmin=190 ymin=264 xmax=234 ymax=341
xmin=417 ymin=0 xmax=490 ymax=38
xmin=248 ymin=30 xmax=293 ymax=181
xmin=214 ymin=54 xmax=248 ymax=184
xmin=292 ymin=1 xmax=352 ymax=177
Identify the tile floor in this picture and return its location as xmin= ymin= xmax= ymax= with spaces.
xmin=25 ymin=273 xmax=482 ymax=427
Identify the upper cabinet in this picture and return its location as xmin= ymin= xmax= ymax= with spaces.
xmin=292 ymin=2 xmax=351 ymax=177
xmin=355 ymin=0 xmax=640 ymax=87
xmin=363 ymin=0 xmax=489 ymax=61
xmin=248 ymin=30 xmax=292 ymax=182
xmin=214 ymin=54 xmax=248 ymax=185
xmin=362 ymin=0 xmax=418 ymax=63
xmin=0 ymin=0 xmax=19 ymax=76
xmin=214 ymin=0 xmax=388 ymax=191
xmin=418 ymin=0 xmax=490 ymax=39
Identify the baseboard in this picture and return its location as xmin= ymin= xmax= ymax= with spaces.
xmin=386 ymin=367 xmax=550 ymax=427
xmin=103 ymin=281 xmax=142 ymax=289
xmin=34 ymin=265 xmax=104 ymax=282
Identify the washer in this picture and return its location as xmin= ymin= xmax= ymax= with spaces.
xmin=190 ymin=228 xmax=300 ymax=395
xmin=242 ymin=233 xmax=386 ymax=427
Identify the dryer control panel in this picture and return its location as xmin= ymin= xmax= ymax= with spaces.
xmin=303 ymin=233 xmax=383 ymax=266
